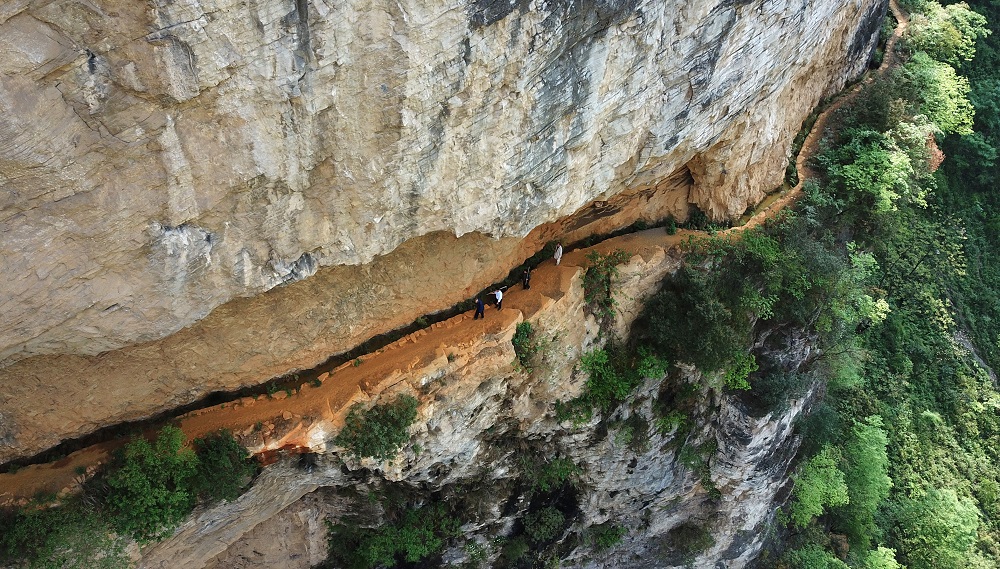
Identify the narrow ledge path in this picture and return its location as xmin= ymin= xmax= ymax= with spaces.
xmin=0 ymin=0 xmax=909 ymax=507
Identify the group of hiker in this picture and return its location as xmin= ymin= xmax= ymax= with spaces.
xmin=473 ymin=243 xmax=563 ymax=319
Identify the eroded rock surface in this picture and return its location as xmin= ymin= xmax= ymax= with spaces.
xmin=0 ymin=0 xmax=882 ymax=462
xmin=134 ymin=235 xmax=819 ymax=568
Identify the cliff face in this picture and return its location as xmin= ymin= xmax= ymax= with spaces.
xmin=130 ymin=237 xmax=819 ymax=568
xmin=0 ymin=0 xmax=883 ymax=465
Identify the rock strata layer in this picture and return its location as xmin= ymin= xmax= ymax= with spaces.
xmin=0 ymin=0 xmax=883 ymax=462
xmin=130 ymin=231 xmax=819 ymax=568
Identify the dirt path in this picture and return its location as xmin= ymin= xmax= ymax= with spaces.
xmin=0 ymin=1 xmax=909 ymax=506
xmin=724 ymin=0 xmax=908 ymax=235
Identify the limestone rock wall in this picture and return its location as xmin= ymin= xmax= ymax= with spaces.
xmin=1 ymin=0 xmax=884 ymax=366
xmin=134 ymin=238 xmax=819 ymax=568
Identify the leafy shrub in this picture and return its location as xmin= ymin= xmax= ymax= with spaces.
xmin=658 ymin=523 xmax=716 ymax=564
xmin=523 ymin=506 xmax=565 ymax=544
xmin=580 ymin=348 xmax=631 ymax=409
xmin=859 ymin=547 xmax=904 ymax=569
xmin=640 ymin=266 xmax=749 ymax=375
xmin=589 ymin=523 xmax=627 ymax=552
xmin=556 ymin=344 xmax=668 ymax=423
xmin=678 ymin=440 xmax=719 ymax=498
xmin=818 ymin=128 xmax=915 ymax=213
xmin=512 ymin=321 xmax=541 ymax=371
xmin=654 ymin=410 xmax=688 ymax=435
xmin=722 ymin=352 xmax=757 ymax=391
xmin=190 ymin=429 xmax=258 ymax=502
xmin=835 ymin=416 xmax=891 ymax=548
xmin=105 ymin=425 xmax=198 ymax=541
xmin=582 ymin=249 xmax=632 ymax=323
xmin=335 ymin=395 xmax=419 ymax=461
xmin=499 ymin=536 xmax=530 ymax=566
xmin=611 ymin=413 xmax=651 ymax=453
xmin=895 ymin=52 xmax=975 ymax=135
xmin=534 ymin=458 xmax=580 ymax=493
xmin=742 ymin=371 xmax=814 ymax=416
xmin=590 ymin=347 xmax=665 ymax=409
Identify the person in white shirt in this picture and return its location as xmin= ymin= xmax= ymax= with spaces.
xmin=493 ymin=289 xmax=503 ymax=310
xmin=554 ymin=243 xmax=563 ymax=266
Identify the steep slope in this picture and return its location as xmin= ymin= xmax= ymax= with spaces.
xmin=131 ymin=232 xmax=819 ymax=569
xmin=0 ymin=0 xmax=885 ymax=465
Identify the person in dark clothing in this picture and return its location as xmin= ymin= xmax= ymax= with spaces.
xmin=522 ymin=267 xmax=531 ymax=290
xmin=474 ymin=297 xmax=485 ymax=319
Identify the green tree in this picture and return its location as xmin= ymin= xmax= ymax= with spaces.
xmin=819 ymin=128 xmax=915 ymax=212
xmin=327 ymin=503 xmax=460 ymax=569
xmin=837 ymin=416 xmax=892 ymax=549
xmin=105 ymin=425 xmax=199 ymax=541
xmin=784 ymin=545 xmax=850 ymax=569
xmin=789 ymin=446 xmax=850 ymax=528
xmin=335 ymin=394 xmax=419 ymax=461
xmin=524 ymin=506 xmax=566 ymax=544
xmin=583 ymin=249 xmax=632 ymax=323
xmin=896 ymin=52 xmax=976 ymax=135
xmin=190 ymin=429 xmax=258 ymax=502
xmin=895 ymin=488 xmax=980 ymax=569
xmin=905 ymin=1 xmax=990 ymax=66
xmin=642 ymin=266 xmax=748 ymax=374
xmin=859 ymin=546 xmax=903 ymax=569
xmin=1 ymin=501 xmax=130 ymax=569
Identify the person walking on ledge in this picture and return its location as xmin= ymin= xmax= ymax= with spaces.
xmin=554 ymin=243 xmax=563 ymax=266
xmin=493 ymin=288 xmax=504 ymax=310
xmin=473 ymin=296 xmax=485 ymax=319
xmin=522 ymin=267 xmax=531 ymax=290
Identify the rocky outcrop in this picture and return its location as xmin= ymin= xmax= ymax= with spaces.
xmin=0 ymin=0 xmax=883 ymax=465
xmin=0 ymin=0 xmax=886 ymax=363
xmin=126 ymin=231 xmax=819 ymax=568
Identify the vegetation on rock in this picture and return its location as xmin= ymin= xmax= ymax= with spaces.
xmin=0 ymin=427 xmax=256 ymax=566
xmin=582 ymin=249 xmax=632 ymax=325
xmin=325 ymin=502 xmax=462 ymax=569
xmin=335 ymin=394 xmax=419 ymax=461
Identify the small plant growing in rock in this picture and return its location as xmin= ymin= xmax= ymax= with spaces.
xmin=335 ymin=394 xmax=419 ymax=461
xmin=582 ymin=249 xmax=632 ymax=325
xmin=722 ymin=352 xmax=757 ymax=391
xmin=353 ymin=358 xmax=364 ymax=367
xmin=654 ymin=410 xmax=688 ymax=436
xmin=589 ymin=523 xmax=627 ymax=552
xmin=512 ymin=321 xmax=540 ymax=371
xmin=535 ymin=457 xmax=581 ymax=493
xmin=679 ymin=440 xmax=721 ymax=499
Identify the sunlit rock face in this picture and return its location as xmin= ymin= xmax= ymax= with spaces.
xmin=137 ymin=246 xmax=820 ymax=569
xmin=0 ymin=0 xmax=883 ymax=463
xmin=1 ymin=0 xmax=882 ymax=364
